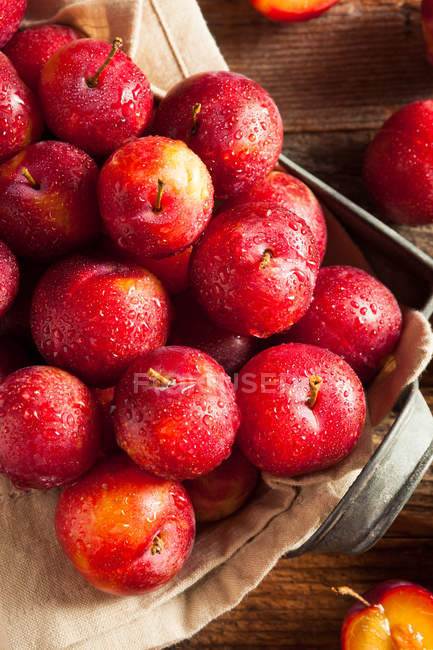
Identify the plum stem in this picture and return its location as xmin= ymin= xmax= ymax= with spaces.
xmin=259 ymin=249 xmax=274 ymax=270
xmin=331 ymin=586 xmax=371 ymax=608
xmin=150 ymin=534 xmax=164 ymax=555
xmin=307 ymin=375 xmax=323 ymax=409
xmin=86 ymin=37 xmax=123 ymax=88
xmin=21 ymin=167 xmax=39 ymax=189
xmin=153 ymin=180 xmax=164 ymax=212
xmin=191 ymin=103 xmax=201 ymax=135
xmin=148 ymin=368 xmax=174 ymax=387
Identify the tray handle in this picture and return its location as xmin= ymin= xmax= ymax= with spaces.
xmin=305 ymin=383 xmax=433 ymax=554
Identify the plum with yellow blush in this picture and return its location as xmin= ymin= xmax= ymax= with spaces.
xmin=55 ymin=454 xmax=195 ymax=595
xmin=98 ymin=136 xmax=214 ymax=260
xmin=0 ymin=141 xmax=100 ymax=261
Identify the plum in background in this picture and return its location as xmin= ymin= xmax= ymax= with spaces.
xmin=364 ymin=100 xmax=433 ymax=225
xmin=249 ymin=0 xmax=340 ymax=22
xmin=169 ymin=291 xmax=259 ymax=375
xmin=185 ymin=447 xmax=259 ymax=522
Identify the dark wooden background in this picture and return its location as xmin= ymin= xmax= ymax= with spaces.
xmin=175 ymin=0 xmax=433 ymax=647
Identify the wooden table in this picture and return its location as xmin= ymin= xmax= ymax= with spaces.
xmin=176 ymin=1 xmax=433 ymax=647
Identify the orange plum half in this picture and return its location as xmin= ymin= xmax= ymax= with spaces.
xmin=249 ymin=0 xmax=340 ymax=22
xmin=341 ymin=581 xmax=433 ymax=649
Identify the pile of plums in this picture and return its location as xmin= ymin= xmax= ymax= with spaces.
xmin=0 ymin=6 xmax=404 ymax=597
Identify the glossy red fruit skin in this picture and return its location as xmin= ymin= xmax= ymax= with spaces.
xmin=98 ymin=136 xmax=214 ymax=260
xmin=364 ymin=100 xmax=433 ymax=225
xmin=190 ymin=202 xmax=320 ymax=338
xmin=184 ymin=446 xmax=259 ymax=522
xmin=341 ymin=580 xmax=433 ymax=646
xmin=0 ymin=336 xmax=30 ymax=382
xmin=39 ymin=38 xmax=153 ymax=157
xmin=142 ymin=245 xmax=192 ymax=294
xmin=31 ymin=256 xmax=172 ymax=388
xmin=0 ymin=239 xmax=19 ymax=318
xmin=0 ymin=0 xmax=26 ymax=48
xmin=284 ymin=266 xmax=402 ymax=384
xmin=0 ymin=141 xmax=100 ymax=261
xmin=225 ymin=171 xmax=327 ymax=263
xmin=249 ymin=0 xmax=339 ymax=22
xmin=115 ymin=346 xmax=240 ymax=480
xmin=55 ymin=454 xmax=195 ymax=595
xmin=169 ymin=291 xmax=259 ymax=376
xmin=0 ymin=365 xmax=101 ymax=489
xmin=0 ymin=260 xmax=44 ymax=339
xmin=0 ymin=52 xmax=43 ymax=163
xmin=153 ymin=71 xmax=283 ymax=199
xmin=4 ymin=24 xmax=81 ymax=91
xmin=236 ymin=343 xmax=366 ymax=477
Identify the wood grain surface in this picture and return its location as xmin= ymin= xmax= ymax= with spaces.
xmin=170 ymin=0 xmax=433 ymax=648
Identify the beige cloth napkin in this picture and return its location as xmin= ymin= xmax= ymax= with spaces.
xmin=0 ymin=1 xmax=429 ymax=648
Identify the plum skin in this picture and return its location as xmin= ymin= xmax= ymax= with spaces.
xmin=0 ymin=0 xmax=27 ymax=48
xmin=0 ymin=240 xmax=19 ymax=318
xmin=98 ymin=136 xmax=214 ymax=260
xmin=39 ymin=38 xmax=153 ymax=157
xmin=31 ymin=255 xmax=172 ymax=388
xmin=169 ymin=290 xmax=259 ymax=376
xmin=55 ymin=454 xmax=195 ymax=596
xmin=190 ymin=202 xmax=320 ymax=338
xmin=249 ymin=0 xmax=340 ymax=22
xmin=0 ymin=52 xmax=43 ymax=164
xmin=284 ymin=265 xmax=402 ymax=384
xmin=4 ymin=24 xmax=82 ymax=91
xmin=364 ymin=100 xmax=433 ymax=225
xmin=153 ymin=71 xmax=283 ymax=199
xmin=139 ymin=246 xmax=192 ymax=294
xmin=224 ymin=171 xmax=327 ymax=263
xmin=115 ymin=346 xmax=240 ymax=481
xmin=236 ymin=343 xmax=366 ymax=477
xmin=0 ymin=365 xmax=101 ymax=489
xmin=0 ymin=141 xmax=101 ymax=262
xmin=184 ymin=447 xmax=259 ymax=522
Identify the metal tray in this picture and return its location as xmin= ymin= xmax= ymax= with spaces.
xmin=278 ymin=153 xmax=433 ymax=555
